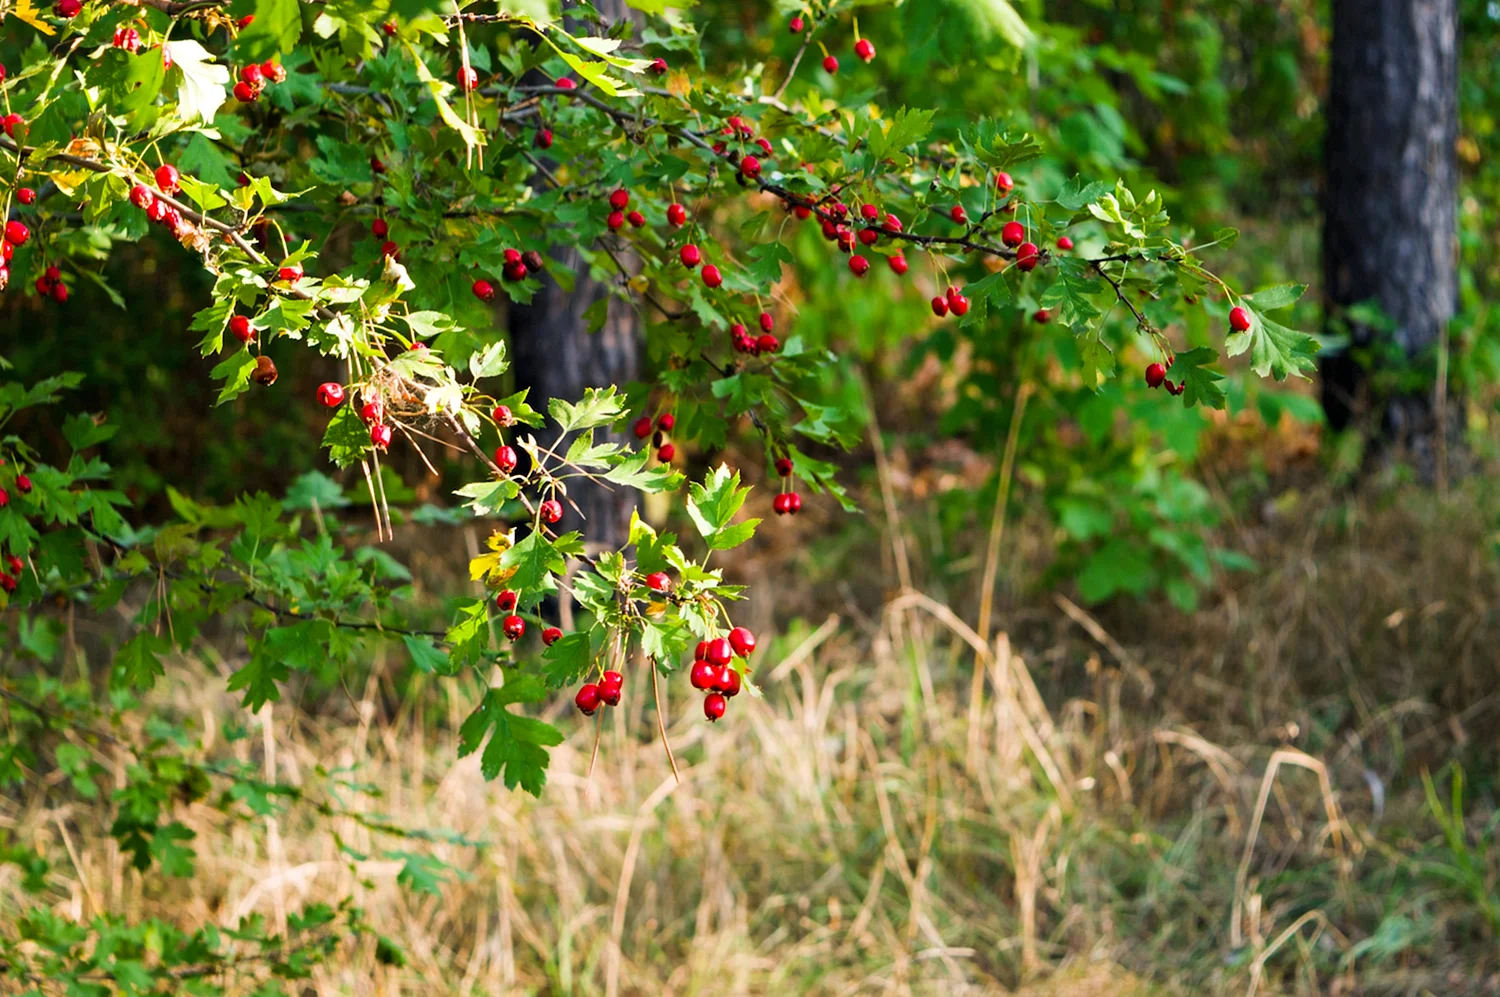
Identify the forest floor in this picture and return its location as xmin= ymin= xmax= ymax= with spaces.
xmin=7 ymin=473 xmax=1500 ymax=996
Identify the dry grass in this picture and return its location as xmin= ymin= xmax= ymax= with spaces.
xmin=7 ymin=476 xmax=1500 ymax=995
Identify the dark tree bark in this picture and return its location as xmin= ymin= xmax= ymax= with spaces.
xmin=510 ymin=0 xmax=640 ymax=550
xmin=1321 ymin=0 xmax=1460 ymax=477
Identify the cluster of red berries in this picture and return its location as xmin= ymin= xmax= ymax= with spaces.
xmin=605 ymin=187 xmax=648 ymax=232
xmin=233 ymin=60 xmax=286 ymax=103
xmin=574 ymin=669 xmax=623 ymax=716
xmin=632 ymin=411 xmax=677 ymax=463
xmin=127 ymin=166 xmax=190 ymax=239
xmin=112 ymin=26 xmax=141 ymax=52
xmin=0 ymin=458 xmax=32 ymax=595
xmin=731 ymin=311 xmax=782 ymax=355
xmin=786 ymin=13 xmax=877 ymax=72
xmin=684 ymin=627 xmax=756 ymax=721
xmin=676 ymin=242 xmax=722 ymax=288
xmin=33 ymin=265 xmax=66 ymax=303
xmin=472 ymin=248 xmax=543 ymax=299
xmin=315 ymin=382 xmax=395 ymax=449
xmin=0 ymin=218 xmax=29 ymax=294
xmin=772 ymin=456 xmax=802 ymax=516
xmin=53 ymin=0 xmax=81 ymax=18
xmin=1143 ymin=358 xmax=1184 ymax=396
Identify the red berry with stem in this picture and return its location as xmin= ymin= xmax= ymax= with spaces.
xmin=1145 ymin=363 xmax=1167 ymax=388
xmin=756 ymin=137 xmax=774 ymax=157
xmin=657 ymin=413 xmax=676 ymax=431
xmin=1033 ymin=309 xmax=1050 ymax=324
xmin=658 ymin=443 xmax=676 ymax=462
xmin=229 ymin=315 xmax=253 ymax=342
xmin=995 ymin=171 xmax=1014 ymax=195
xmin=261 ymin=62 xmax=286 ymax=84
xmin=237 ymin=14 xmax=255 ymax=28
xmin=889 ymin=255 xmax=909 ymax=275
xmin=279 ymin=264 xmax=303 ymax=282
xmin=457 ymin=66 xmax=478 ymax=92
xmin=542 ymin=626 xmax=562 ymax=646
xmin=600 ymin=669 xmax=623 ymax=691
xmin=5 ymin=554 xmax=20 ymax=574
xmin=372 ymin=218 xmax=389 ymax=239
xmin=775 ymin=457 xmax=793 ymax=476
xmin=493 ymin=405 xmax=514 ymax=426
xmin=495 ymin=589 xmax=518 ymax=612
xmin=4 ymin=221 xmax=28 ymax=247
xmin=493 ymin=445 xmax=517 ymax=473
xmin=627 ymin=210 xmax=645 ymax=228
xmin=788 ymin=492 xmax=803 ymax=514
xmin=1016 ymin=242 xmax=1040 ymax=271
xmin=361 ymin=400 xmax=384 ymax=424
xmin=718 ymin=666 xmax=743 ymax=697
xmin=556 ymin=77 xmax=576 ymax=89
xmin=534 ymin=128 xmax=553 ymax=149
xmin=789 ymin=14 xmax=804 ymax=33
xmin=633 ymin=416 xmax=653 ymax=439
xmin=680 ymin=244 xmax=701 ymax=268
xmin=382 ymin=20 xmax=397 ymax=36
xmin=16 ymin=188 xmax=34 ymax=205
xmin=728 ymin=626 xmax=756 ymax=657
xmin=1001 ymin=221 xmax=1025 ymax=247
xmin=240 ymin=64 xmax=264 ymax=86
xmin=54 ymin=0 xmax=81 ymax=18
xmin=1229 ymin=306 xmax=1251 ymax=332
xmin=575 ymin=684 xmax=601 ymax=715
xmin=472 ymin=279 xmax=495 ymax=302
xmin=599 ymin=683 xmax=622 ymax=708
xmin=50 ymin=282 xmax=67 ymax=303
xmin=822 ymin=54 xmax=839 ymax=74
xmin=130 ymin=185 xmax=154 ymax=210
xmin=607 ymin=210 xmax=625 ymax=231
xmin=609 ymin=189 xmax=629 ymax=211
xmin=848 ymin=255 xmax=870 ymax=277
xmin=691 ymin=660 xmax=716 ymax=691
xmin=855 ymin=38 xmax=875 ymax=62
xmin=502 ymin=615 xmax=525 ymax=640
xmin=154 ymin=164 xmax=180 ymax=194
xmin=757 ymin=333 xmax=780 ymax=353
xmin=0 ymin=488 xmax=7 ymax=508
xmin=1 ymin=115 xmax=23 ymax=138
xmin=1057 ymin=235 xmax=1074 ymax=251
xmin=931 ymin=296 xmax=950 ymax=317
xmin=14 ymin=476 xmax=29 ymax=495
xmin=950 ymin=204 xmax=967 ymax=224
xmin=740 ymin=155 xmax=762 ymax=178
xmin=649 ymin=57 xmax=668 ymax=75
xmin=704 ymin=693 xmax=727 ymax=721
xmin=667 ymin=203 xmax=687 ymax=227
xmin=702 ymin=264 xmax=722 ymax=288
xmin=705 ymin=637 xmax=731 ymax=666
xmin=859 ymin=203 xmax=879 ymax=222
xmin=758 ymin=312 xmax=774 ymax=333
xmin=317 ymin=382 xmax=345 ymax=407
xmin=645 ymin=571 xmax=671 ymax=592
xmin=380 ymin=240 xmax=399 ymax=258
xmin=370 ymin=423 xmax=393 ymax=449
xmin=540 ymin=499 xmax=563 ymax=524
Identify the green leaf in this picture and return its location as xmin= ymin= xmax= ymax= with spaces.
xmin=112 ymin=633 xmax=169 ymax=692
xmin=602 ymin=450 xmax=684 ymax=493
xmin=1054 ymin=175 xmax=1111 ymax=212
xmin=445 ymin=599 xmax=490 ymax=670
xmin=549 ymin=386 xmax=625 ymax=433
xmin=500 ymin=530 xmax=569 ymax=608
xmin=1079 ymin=338 xmax=1115 ymax=389
xmin=686 ymin=464 xmax=759 ymax=551
xmin=870 ymin=107 xmax=935 ymax=162
xmin=1244 ymin=283 xmax=1307 ymax=312
xmin=1225 ymin=310 xmax=1320 ymax=381
xmin=469 ymin=340 xmax=508 ymax=380
xmin=403 ymin=635 xmax=453 ymax=676
xmin=210 ymin=349 xmax=257 ymax=406
xmin=453 ymin=478 xmax=520 ymax=516
xmin=320 ymin=402 xmax=370 ymax=469
xmin=151 ymin=823 xmax=197 ymax=878
xmin=457 ymin=676 xmax=565 ymax=795
xmin=541 ymin=629 xmax=596 ymax=688
xmin=1076 ymin=538 xmax=1156 ymax=603
xmin=1171 ymin=346 xmax=1228 ymax=409
xmin=238 ymin=0 xmax=305 ymax=62
xmin=1039 ymin=256 xmax=1103 ymax=325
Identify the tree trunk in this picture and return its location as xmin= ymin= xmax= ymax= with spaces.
xmin=1321 ymin=0 xmax=1460 ymax=479
xmin=510 ymin=0 xmax=641 ymax=550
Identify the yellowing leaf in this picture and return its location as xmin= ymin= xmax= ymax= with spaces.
xmin=10 ymin=0 xmax=57 ymax=35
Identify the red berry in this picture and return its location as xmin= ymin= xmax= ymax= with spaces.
xmin=757 ymin=334 xmax=780 ymax=354
xmin=317 ymin=382 xmax=345 ymax=407
xmin=788 ymin=492 xmax=803 ymax=514
xmin=229 ymin=315 xmax=253 ymax=342
xmin=575 ymin=684 xmax=601 ymax=715
xmin=1033 ymin=309 xmax=1050 ymax=324
xmin=457 ymin=66 xmax=478 ymax=92
xmin=492 ymin=405 xmax=514 ymax=426
xmin=949 ymin=294 xmax=970 ymax=316
xmin=370 ymin=423 xmax=393 ymax=449
xmin=718 ymin=666 xmax=743 ymax=697
xmin=705 ymin=637 xmax=731 ymax=666
xmin=690 ymin=660 xmax=716 ymax=691
xmin=409 ymin=342 xmax=427 ymax=351
xmin=1162 ymin=379 xmax=1178 ymax=395
xmin=1229 ymin=306 xmax=1251 ymax=332
xmin=658 ymin=443 xmax=676 ymax=462
xmin=129 ymin=185 xmax=154 ymax=211
xmin=680 ymin=244 xmax=701 ymax=268
xmin=609 ymin=189 xmax=630 ymax=211
xmin=1145 ymin=363 xmax=1167 ymax=388
xmin=633 ymin=416 xmax=653 ymax=439
xmin=601 ymin=669 xmax=623 ymax=690
xmin=789 ymin=15 xmax=804 ymax=33
xmin=542 ymin=626 xmax=562 ymax=646
xmin=372 ymin=218 xmax=389 ymax=239
xmin=495 ymin=589 xmax=518 ymax=612
xmin=382 ymin=20 xmax=397 ymax=36
xmin=534 ymin=128 xmax=553 ymax=149
xmin=858 ymin=227 xmax=879 ymax=246
xmin=836 ymin=226 xmax=855 ymax=251
xmin=931 ymin=296 xmax=949 ymax=317
xmin=888 ymin=255 xmax=909 ymax=275
xmin=657 ymin=413 xmax=676 ymax=431
xmin=50 ymin=282 xmax=67 ymax=303
xmin=645 ymin=571 xmax=671 ymax=592
xmin=360 ymin=400 xmax=384 ymax=424
xmin=381 ymin=240 xmax=399 ymax=258
xmin=1001 ymin=221 xmax=1025 ymax=247
xmin=278 ymin=264 xmax=303 ymax=282
xmin=994 ymin=171 xmax=1014 ymax=194
xmin=740 ymin=155 xmax=762 ymax=178
xmin=1 ymin=114 xmax=22 ymax=138
xmin=3 ymin=221 xmax=28 ymax=247
xmin=114 ymin=27 xmax=141 ymax=52
xmin=756 ymin=137 xmax=774 ymax=157
xmin=502 ymin=615 xmax=525 ymax=641
xmin=704 ymin=693 xmax=727 ymax=721
xmin=728 ymin=626 xmax=756 ymax=657
xmin=370 ymin=156 xmax=386 ymax=174
xmin=240 ymin=64 xmax=264 ymax=86
xmin=556 ymin=78 xmax=576 ymax=90
xmin=261 ymin=62 xmax=286 ymax=83
xmin=667 ymin=203 xmax=687 ymax=227
xmin=950 ymin=204 xmax=967 ymax=224
xmin=775 ymin=457 xmax=793 ymax=476
xmin=848 ymin=255 xmax=870 ymax=277
xmin=627 ymin=210 xmax=646 ymax=228
xmin=607 ymin=210 xmax=625 ymax=231
xmin=753 ymin=313 xmax=772 ymax=335
xmin=233 ymin=81 xmax=258 ymax=104
xmin=154 ymin=164 xmax=180 ymax=194
xmin=702 ymin=264 xmax=722 ymax=288
xmin=0 ymin=574 xmax=13 ymax=594
xmin=822 ymin=55 xmax=839 ymax=74
xmin=16 ymin=188 xmax=34 ymax=205
xmin=0 ymin=488 xmax=7 ymax=508
xmin=1057 ymin=235 xmax=1074 ymax=251
xmin=5 ymin=555 xmax=20 ymax=574
xmin=237 ymin=14 xmax=254 ymax=27
xmin=493 ymin=445 xmax=517 ymax=473
xmin=1016 ymin=242 xmax=1040 ymax=271
xmin=54 ymin=0 xmax=81 ymax=18
xmin=540 ymin=499 xmax=563 ymax=524
xmin=472 ymin=278 xmax=495 ymax=302
xmin=854 ymin=38 xmax=875 ymax=62
xmin=13 ymin=476 xmax=29 ymax=495
xmin=649 ymin=57 xmax=668 ymax=75
xmin=599 ymin=684 xmax=621 ymax=708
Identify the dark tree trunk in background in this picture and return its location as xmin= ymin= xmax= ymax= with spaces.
xmin=511 ymin=0 xmax=640 ymax=550
xmin=1321 ymin=0 xmax=1460 ymax=477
